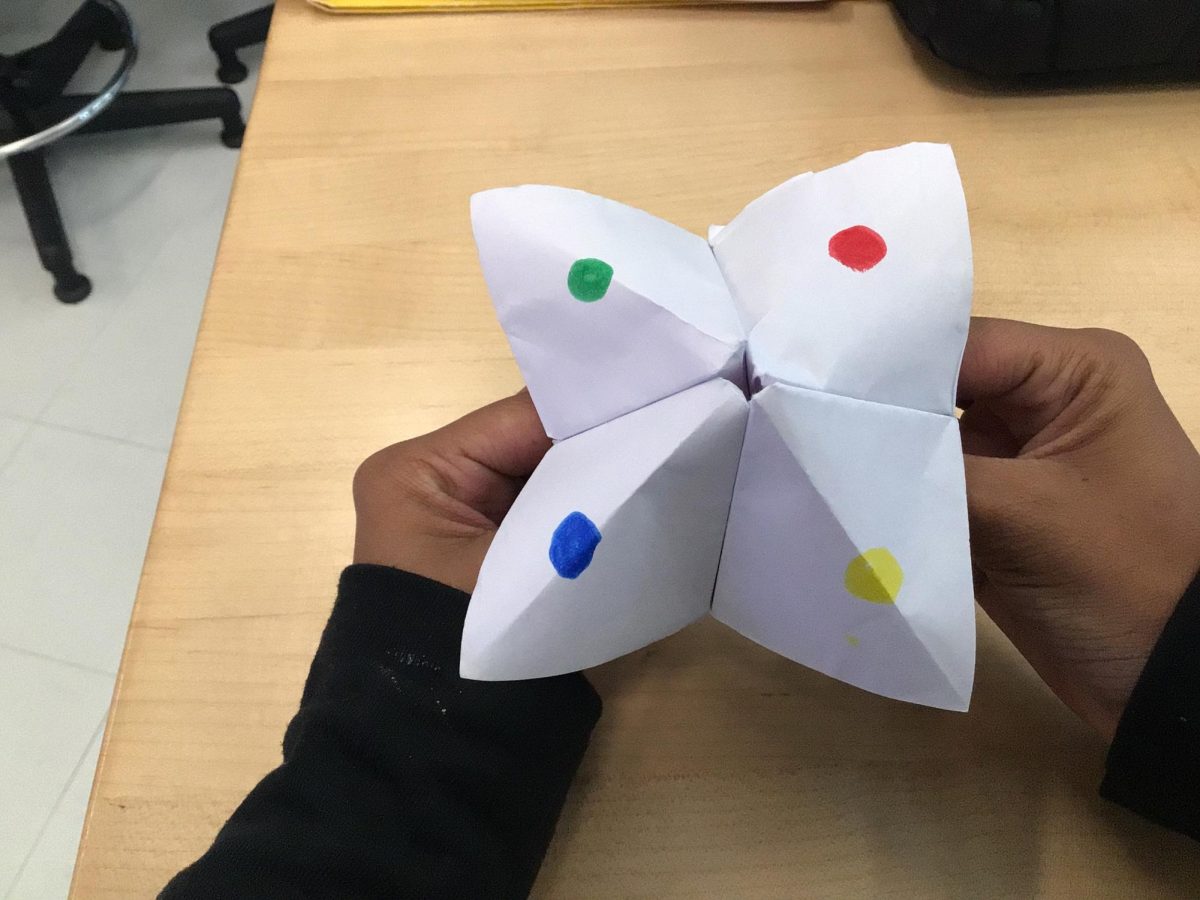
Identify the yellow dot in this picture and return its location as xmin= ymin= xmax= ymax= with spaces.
xmin=844 ymin=548 xmax=903 ymax=604
xmin=844 ymin=634 xmax=860 ymax=647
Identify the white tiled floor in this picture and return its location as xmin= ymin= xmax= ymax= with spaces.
xmin=1 ymin=2 xmax=264 ymax=896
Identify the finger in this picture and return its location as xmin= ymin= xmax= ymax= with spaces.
xmin=959 ymin=402 xmax=1020 ymax=458
xmin=963 ymin=453 xmax=1017 ymax=534
xmin=957 ymin=317 xmax=1050 ymax=408
xmin=962 ymin=452 xmax=1060 ymax=572
xmin=957 ymin=317 xmax=1090 ymax=447
xmin=962 ymin=453 xmax=1022 ymax=573
xmin=431 ymin=389 xmax=552 ymax=480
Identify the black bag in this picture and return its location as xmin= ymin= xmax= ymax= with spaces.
xmin=892 ymin=0 xmax=1200 ymax=76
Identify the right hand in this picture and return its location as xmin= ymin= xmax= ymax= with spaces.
xmin=958 ymin=318 xmax=1200 ymax=738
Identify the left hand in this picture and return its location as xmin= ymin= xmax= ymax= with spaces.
xmin=352 ymin=390 xmax=551 ymax=593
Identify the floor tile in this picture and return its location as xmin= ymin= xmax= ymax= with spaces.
xmin=6 ymin=723 xmax=104 ymax=900
xmin=0 ymin=285 xmax=127 ymax=420
xmin=0 ymin=416 xmax=32 ymax=471
xmin=0 ymin=425 xmax=167 ymax=673
xmin=0 ymin=121 xmax=240 ymax=422
xmin=39 ymin=180 xmax=230 ymax=450
xmin=0 ymin=648 xmax=111 ymax=897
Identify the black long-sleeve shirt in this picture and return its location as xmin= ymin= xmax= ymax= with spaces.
xmin=161 ymin=566 xmax=600 ymax=899
xmin=162 ymin=565 xmax=1200 ymax=899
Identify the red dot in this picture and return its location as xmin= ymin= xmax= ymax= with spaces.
xmin=828 ymin=225 xmax=887 ymax=272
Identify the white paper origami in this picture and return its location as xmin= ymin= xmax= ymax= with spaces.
xmin=461 ymin=143 xmax=976 ymax=711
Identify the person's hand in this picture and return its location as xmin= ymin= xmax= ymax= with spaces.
xmin=352 ymin=390 xmax=551 ymax=594
xmin=959 ymin=318 xmax=1200 ymax=738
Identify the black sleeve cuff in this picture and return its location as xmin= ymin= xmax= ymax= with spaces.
xmin=292 ymin=564 xmax=473 ymax=712
xmin=297 ymin=564 xmax=603 ymax=771
xmin=1100 ymin=569 xmax=1200 ymax=840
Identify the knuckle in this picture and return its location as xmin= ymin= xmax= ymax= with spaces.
xmin=1060 ymin=329 xmax=1154 ymax=402
xmin=351 ymin=456 xmax=381 ymax=504
xmin=1077 ymin=328 xmax=1150 ymax=370
xmin=352 ymin=443 xmax=413 ymax=501
xmin=353 ymin=442 xmax=455 ymax=519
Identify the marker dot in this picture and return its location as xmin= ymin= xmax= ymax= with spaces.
xmin=844 ymin=548 xmax=903 ymax=604
xmin=549 ymin=511 xmax=602 ymax=579
xmin=828 ymin=225 xmax=887 ymax=272
xmin=567 ymin=258 xmax=613 ymax=302
xmin=845 ymin=634 xmax=860 ymax=648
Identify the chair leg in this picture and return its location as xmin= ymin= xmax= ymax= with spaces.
xmin=8 ymin=1 xmax=118 ymax=104
xmin=55 ymin=88 xmax=247 ymax=148
xmin=208 ymin=6 xmax=274 ymax=84
xmin=7 ymin=151 xmax=92 ymax=303
xmin=93 ymin=0 xmax=126 ymax=51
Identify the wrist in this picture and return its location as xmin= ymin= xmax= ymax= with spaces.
xmin=354 ymin=521 xmax=485 ymax=595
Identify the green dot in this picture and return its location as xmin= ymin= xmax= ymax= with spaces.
xmin=567 ymin=258 xmax=613 ymax=302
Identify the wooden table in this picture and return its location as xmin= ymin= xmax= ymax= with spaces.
xmin=73 ymin=1 xmax=1200 ymax=896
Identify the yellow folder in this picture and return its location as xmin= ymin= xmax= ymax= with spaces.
xmin=309 ymin=0 xmax=808 ymax=12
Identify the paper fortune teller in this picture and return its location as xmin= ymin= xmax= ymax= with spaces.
xmin=461 ymin=142 xmax=976 ymax=711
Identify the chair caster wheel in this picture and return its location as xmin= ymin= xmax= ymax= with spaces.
xmin=217 ymin=60 xmax=248 ymax=84
xmin=54 ymin=274 xmax=92 ymax=303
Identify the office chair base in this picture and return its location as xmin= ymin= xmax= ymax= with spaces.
xmin=3 ymin=2 xmax=251 ymax=301
xmin=54 ymin=274 xmax=93 ymax=304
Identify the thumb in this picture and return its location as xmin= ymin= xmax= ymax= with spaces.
xmin=427 ymin=389 xmax=551 ymax=481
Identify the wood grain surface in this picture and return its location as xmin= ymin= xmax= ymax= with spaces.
xmin=72 ymin=1 xmax=1200 ymax=895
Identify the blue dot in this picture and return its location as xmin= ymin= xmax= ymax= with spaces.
xmin=549 ymin=511 xmax=602 ymax=579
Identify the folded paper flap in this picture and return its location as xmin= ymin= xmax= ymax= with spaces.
xmin=712 ymin=143 xmax=972 ymax=418
xmin=500 ymin=284 xmax=745 ymax=441
xmin=712 ymin=384 xmax=974 ymax=710
xmin=707 ymin=168 xmax=815 ymax=330
xmin=744 ymin=358 xmax=966 ymax=421
xmin=461 ymin=380 xmax=747 ymax=680
xmin=471 ymin=187 xmax=744 ymax=439
xmin=471 ymin=186 xmax=742 ymax=342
